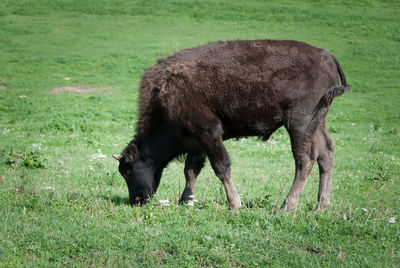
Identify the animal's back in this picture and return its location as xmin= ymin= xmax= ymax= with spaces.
xmin=138 ymin=40 xmax=341 ymax=139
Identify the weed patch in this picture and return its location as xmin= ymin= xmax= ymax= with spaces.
xmin=6 ymin=151 xmax=46 ymax=169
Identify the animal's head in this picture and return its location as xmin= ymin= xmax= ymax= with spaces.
xmin=113 ymin=143 xmax=155 ymax=205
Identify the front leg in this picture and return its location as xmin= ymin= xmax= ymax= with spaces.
xmin=202 ymin=136 xmax=242 ymax=210
xmin=179 ymin=152 xmax=206 ymax=203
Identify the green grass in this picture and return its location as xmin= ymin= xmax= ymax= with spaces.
xmin=1 ymin=0 xmax=399 ymax=266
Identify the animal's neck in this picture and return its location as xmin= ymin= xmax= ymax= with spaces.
xmin=135 ymin=123 xmax=184 ymax=171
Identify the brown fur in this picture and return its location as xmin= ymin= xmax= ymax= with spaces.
xmin=117 ymin=39 xmax=350 ymax=210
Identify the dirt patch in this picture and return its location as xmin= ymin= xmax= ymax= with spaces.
xmin=68 ymin=193 xmax=78 ymax=200
xmin=51 ymin=86 xmax=112 ymax=94
xmin=292 ymin=246 xmax=324 ymax=257
xmin=305 ymin=247 xmax=323 ymax=256
xmin=151 ymin=249 xmax=173 ymax=262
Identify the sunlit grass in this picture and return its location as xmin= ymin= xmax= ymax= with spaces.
xmin=0 ymin=0 xmax=399 ymax=266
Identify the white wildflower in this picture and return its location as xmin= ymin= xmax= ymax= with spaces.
xmin=388 ymin=217 xmax=396 ymax=224
xmin=343 ymin=213 xmax=348 ymax=221
xmin=44 ymin=186 xmax=55 ymax=190
xmin=32 ymin=143 xmax=42 ymax=150
xmin=204 ymin=235 xmax=212 ymax=241
xmin=187 ymin=199 xmax=199 ymax=206
xmin=90 ymin=149 xmax=106 ymax=161
xmin=159 ymin=200 xmax=170 ymax=206
xmin=186 ymin=195 xmax=199 ymax=206
xmin=361 ymin=208 xmax=368 ymax=213
xmin=2 ymin=128 xmax=13 ymax=135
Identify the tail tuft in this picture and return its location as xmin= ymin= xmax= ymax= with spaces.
xmin=312 ymin=55 xmax=350 ymax=120
xmin=322 ymin=55 xmax=351 ymax=107
xmin=324 ymin=84 xmax=350 ymax=106
xmin=314 ymin=83 xmax=350 ymax=116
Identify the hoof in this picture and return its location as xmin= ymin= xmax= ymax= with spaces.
xmin=278 ymin=200 xmax=297 ymax=213
xmin=179 ymin=194 xmax=195 ymax=204
xmin=229 ymin=200 xmax=242 ymax=211
xmin=314 ymin=202 xmax=330 ymax=211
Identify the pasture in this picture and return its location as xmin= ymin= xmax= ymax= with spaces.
xmin=0 ymin=0 xmax=399 ymax=266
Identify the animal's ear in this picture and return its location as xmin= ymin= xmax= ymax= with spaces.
xmin=123 ymin=143 xmax=138 ymax=165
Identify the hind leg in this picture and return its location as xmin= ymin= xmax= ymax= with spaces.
xmin=314 ymin=124 xmax=335 ymax=210
xmin=179 ymin=152 xmax=206 ymax=203
xmin=280 ymin=128 xmax=318 ymax=211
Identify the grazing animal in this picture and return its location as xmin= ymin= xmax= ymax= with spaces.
xmin=114 ymin=39 xmax=350 ymax=211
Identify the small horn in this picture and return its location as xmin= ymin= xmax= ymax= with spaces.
xmin=112 ymin=154 xmax=122 ymax=161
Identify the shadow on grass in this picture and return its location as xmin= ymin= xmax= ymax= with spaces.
xmin=101 ymin=195 xmax=130 ymax=205
xmin=242 ymin=195 xmax=273 ymax=209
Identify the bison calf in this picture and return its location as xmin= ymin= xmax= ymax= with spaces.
xmin=114 ymin=39 xmax=350 ymax=211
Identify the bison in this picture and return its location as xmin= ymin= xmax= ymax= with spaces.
xmin=113 ymin=39 xmax=350 ymax=211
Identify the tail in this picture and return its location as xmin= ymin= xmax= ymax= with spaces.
xmin=324 ymin=56 xmax=351 ymax=105
xmin=313 ymin=56 xmax=350 ymax=117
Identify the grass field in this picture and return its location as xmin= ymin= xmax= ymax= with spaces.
xmin=0 ymin=0 xmax=399 ymax=266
